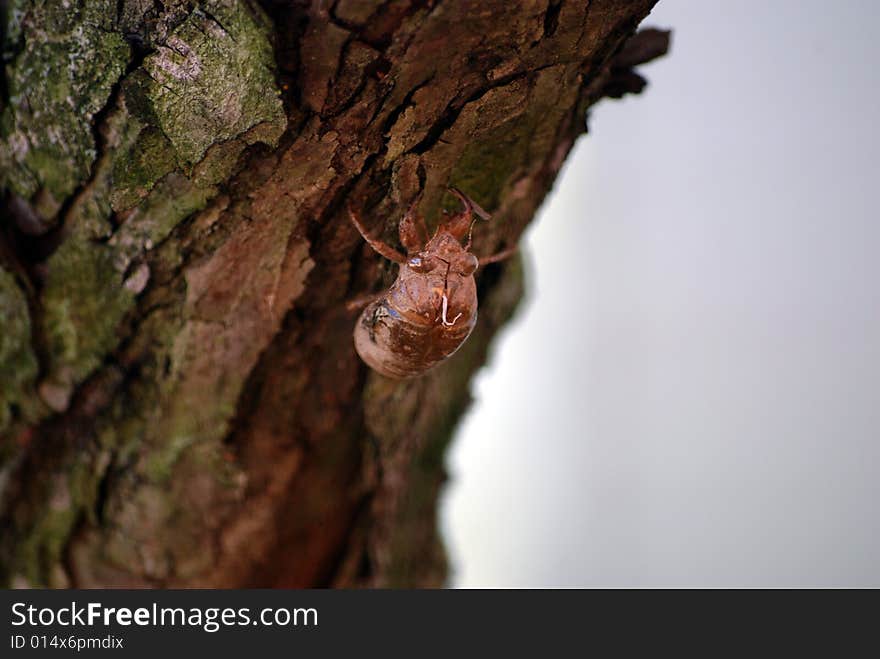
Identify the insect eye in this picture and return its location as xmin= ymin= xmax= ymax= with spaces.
xmin=458 ymin=253 xmax=478 ymax=275
xmin=408 ymin=256 xmax=433 ymax=272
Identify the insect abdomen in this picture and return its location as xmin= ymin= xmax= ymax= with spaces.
xmin=353 ymin=298 xmax=475 ymax=378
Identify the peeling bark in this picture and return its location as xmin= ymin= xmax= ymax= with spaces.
xmin=0 ymin=0 xmax=668 ymax=587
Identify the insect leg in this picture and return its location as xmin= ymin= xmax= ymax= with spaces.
xmin=447 ymin=187 xmax=491 ymax=250
xmin=399 ymin=198 xmax=427 ymax=252
xmin=478 ymin=244 xmax=518 ymax=267
xmin=442 ymin=188 xmax=474 ymax=246
xmin=448 ymin=187 xmax=491 ymax=220
xmin=347 ymin=203 xmax=406 ymax=264
xmin=345 ymin=290 xmax=385 ymax=312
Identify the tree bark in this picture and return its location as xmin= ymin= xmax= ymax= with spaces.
xmin=0 ymin=0 xmax=667 ymax=587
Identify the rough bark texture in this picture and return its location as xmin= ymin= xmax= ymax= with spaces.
xmin=0 ymin=0 xmax=667 ymax=587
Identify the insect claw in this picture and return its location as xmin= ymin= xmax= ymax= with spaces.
xmin=447 ymin=186 xmax=491 ymax=221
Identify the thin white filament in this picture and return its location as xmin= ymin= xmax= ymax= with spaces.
xmin=441 ymin=293 xmax=463 ymax=327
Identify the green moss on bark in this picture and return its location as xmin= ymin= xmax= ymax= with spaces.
xmin=0 ymin=267 xmax=38 ymax=436
xmin=448 ymin=116 xmax=536 ymax=212
xmin=0 ymin=0 xmax=129 ymax=210
xmin=142 ymin=1 xmax=286 ymax=167
xmin=29 ymin=0 xmax=287 ymax=406
xmin=109 ymin=126 xmax=177 ymax=211
xmin=41 ymin=239 xmax=135 ymax=389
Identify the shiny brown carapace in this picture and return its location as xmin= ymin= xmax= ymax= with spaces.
xmin=348 ymin=188 xmax=515 ymax=379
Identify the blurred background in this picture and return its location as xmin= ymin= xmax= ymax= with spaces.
xmin=441 ymin=0 xmax=880 ymax=587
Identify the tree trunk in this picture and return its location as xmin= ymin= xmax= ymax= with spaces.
xmin=0 ymin=0 xmax=667 ymax=588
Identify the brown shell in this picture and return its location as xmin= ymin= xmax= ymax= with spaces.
xmin=354 ymin=253 xmax=478 ymax=378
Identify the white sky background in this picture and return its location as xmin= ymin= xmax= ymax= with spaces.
xmin=441 ymin=0 xmax=880 ymax=587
